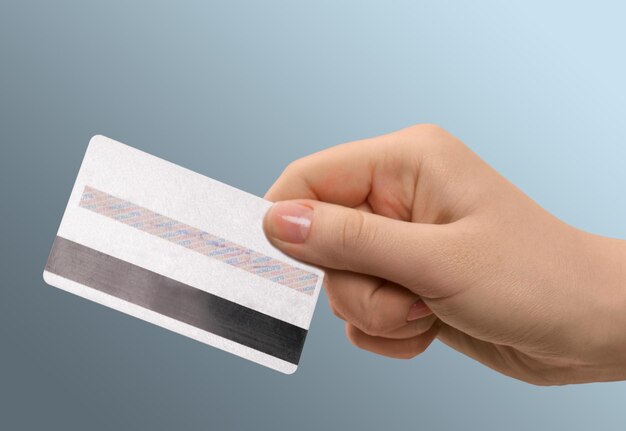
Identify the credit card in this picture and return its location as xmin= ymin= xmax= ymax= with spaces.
xmin=43 ymin=135 xmax=324 ymax=374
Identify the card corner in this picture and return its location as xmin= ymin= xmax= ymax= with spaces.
xmin=42 ymin=269 xmax=54 ymax=286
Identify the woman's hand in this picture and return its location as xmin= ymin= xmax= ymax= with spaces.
xmin=263 ymin=125 xmax=626 ymax=385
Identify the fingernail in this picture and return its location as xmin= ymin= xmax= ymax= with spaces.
xmin=406 ymin=299 xmax=432 ymax=321
xmin=266 ymin=201 xmax=313 ymax=244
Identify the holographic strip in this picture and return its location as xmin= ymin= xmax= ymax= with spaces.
xmin=79 ymin=186 xmax=318 ymax=295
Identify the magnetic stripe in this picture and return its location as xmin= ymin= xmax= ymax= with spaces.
xmin=79 ymin=186 xmax=317 ymax=295
xmin=45 ymin=236 xmax=307 ymax=365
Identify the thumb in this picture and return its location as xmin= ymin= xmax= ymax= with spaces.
xmin=263 ymin=200 xmax=455 ymax=294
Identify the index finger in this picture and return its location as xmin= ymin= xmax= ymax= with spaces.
xmin=264 ymin=127 xmax=423 ymax=215
xmin=264 ymin=140 xmax=375 ymax=206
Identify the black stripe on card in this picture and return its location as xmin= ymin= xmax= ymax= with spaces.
xmin=45 ymin=236 xmax=307 ymax=365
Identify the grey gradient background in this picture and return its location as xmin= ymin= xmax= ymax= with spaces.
xmin=1 ymin=1 xmax=626 ymax=429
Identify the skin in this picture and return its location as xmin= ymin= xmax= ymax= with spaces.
xmin=262 ymin=124 xmax=626 ymax=385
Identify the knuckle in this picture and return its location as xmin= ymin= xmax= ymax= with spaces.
xmin=283 ymin=157 xmax=306 ymax=176
xmin=404 ymin=123 xmax=463 ymax=156
xmin=331 ymin=306 xmax=344 ymax=320
xmin=406 ymin=123 xmax=448 ymax=140
xmin=267 ymin=157 xmax=310 ymax=201
xmin=323 ymin=279 xmax=342 ymax=315
xmin=416 ymin=123 xmax=446 ymax=135
xmin=345 ymin=324 xmax=361 ymax=347
xmin=326 ymin=297 xmax=345 ymax=320
xmin=357 ymin=289 xmax=394 ymax=336
xmin=337 ymin=210 xmax=370 ymax=263
xmin=359 ymin=313 xmax=389 ymax=337
xmin=401 ymin=340 xmax=430 ymax=359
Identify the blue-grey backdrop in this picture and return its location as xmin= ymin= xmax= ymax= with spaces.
xmin=1 ymin=1 xmax=625 ymax=429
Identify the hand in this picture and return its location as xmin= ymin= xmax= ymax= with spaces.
xmin=262 ymin=124 xmax=626 ymax=385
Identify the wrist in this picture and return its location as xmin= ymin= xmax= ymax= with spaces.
xmin=575 ymin=229 xmax=626 ymax=381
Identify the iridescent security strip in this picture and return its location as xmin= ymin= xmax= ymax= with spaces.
xmin=79 ymin=186 xmax=318 ymax=295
